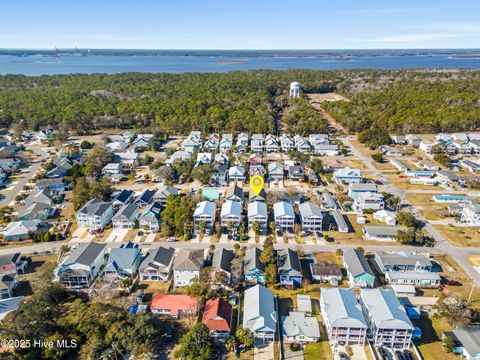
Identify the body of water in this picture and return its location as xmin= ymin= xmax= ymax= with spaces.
xmin=0 ymin=49 xmax=479 ymax=75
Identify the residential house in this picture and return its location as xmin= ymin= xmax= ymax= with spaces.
xmin=385 ymin=271 xmax=441 ymax=287
xmin=114 ymin=152 xmax=139 ymax=168
xmin=17 ymin=203 xmax=53 ymax=221
xmin=0 ymin=253 xmax=27 ymax=276
xmin=265 ymin=135 xmax=279 ymax=153
xmin=295 ymin=137 xmax=312 ymax=153
xmin=447 ymin=327 xmax=480 ymax=360
xmin=0 ymin=274 xmax=18 ymax=299
xmin=251 ymin=134 xmax=264 ymax=153
xmin=153 ymin=186 xmax=179 ymax=206
xmin=460 ymin=159 xmax=480 ymax=173
xmin=134 ymin=189 xmax=155 ymax=208
xmin=151 ymin=294 xmax=199 ymax=318
xmin=220 ymin=200 xmax=242 ymax=232
xmin=236 ymin=133 xmax=249 ymax=153
xmin=280 ymin=135 xmax=294 ymax=153
xmin=203 ymin=298 xmax=233 ymax=340
xmin=359 ymin=288 xmax=414 ymax=348
xmin=343 ymin=248 xmax=376 ymax=288
xmin=35 ymin=178 xmax=67 ymax=194
xmin=390 ymin=158 xmax=408 ymax=172
xmin=320 ymin=288 xmax=368 ymax=345
xmin=211 ymin=248 xmax=234 ymax=286
xmin=273 ymin=201 xmax=295 ymax=233
xmin=250 ymin=164 xmax=265 ymax=178
xmin=405 ymin=135 xmax=421 ymax=146
xmin=204 ymin=138 xmax=219 ymax=152
xmin=244 ymin=247 xmax=266 ymax=284
xmin=314 ymin=144 xmax=339 ymax=156
xmin=181 ymin=135 xmax=202 ymax=152
xmin=288 ymin=166 xmax=305 ymax=181
xmin=219 ymin=134 xmax=233 ymax=152
xmin=102 ymin=163 xmax=123 ymax=176
xmin=248 ymin=201 xmax=268 ymax=234
xmin=55 ymin=242 xmax=107 ymax=290
xmin=277 ymin=249 xmax=303 ymax=288
xmin=214 ymin=152 xmax=229 ymax=167
xmin=139 ymin=201 xmax=163 ymax=231
xmin=321 ymin=192 xmax=337 ymax=210
xmin=173 ymin=249 xmax=204 ymax=287
xmin=243 ymin=284 xmax=277 ymax=340
xmin=392 ymin=135 xmax=406 ymax=145
xmin=24 ymin=188 xmax=54 ymax=207
xmin=139 ymin=246 xmax=175 ymax=281
xmin=106 ymin=141 xmax=129 ymax=152
xmin=195 ymin=152 xmax=212 ymax=167
xmin=415 ymin=160 xmax=440 ymax=171
xmin=419 ymin=140 xmax=434 ymax=154
xmin=362 ymin=226 xmax=406 ymax=242
xmin=76 ymin=199 xmax=114 ymax=231
xmin=225 ymin=183 xmax=244 ymax=202
xmin=332 ymin=210 xmax=349 ymax=233
xmin=112 ymin=203 xmax=140 ymax=229
xmin=355 ymin=192 xmax=384 ymax=211
xmin=298 ymin=202 xmax=323 ymax=233
xmin=249 ymin=188 xmax=266 ymax=202
xmin=165 ymin=150 xmax=192 ymax=164
xmin=282 ymin=312 xmax=320 ymax=343
xmin=374 ymin=251 xmax=433 ymax=272
xmin=228 ymin=165 xmax=245 ymax=183
xmin=104 ymin=243 xmax=142 ymax=280
xmin=461 ymin=202 xmax=480 ymax=226
xmin=333 ymin=167 xmax=362 ymax=185
xmin=0 ymin=296 xmax=23 ymax=321
xmin=373 ymin=210 xmax=397 ymax=226
xmin=310 ymin=262 xmax=342 ymax=284
xmin=348 ymin=183 xmax=378 ymax=201
xmin=3 ymin=220 xmax=43 ymax=241
xmin=267 ymin=162 xmax=284 ymax=182
xmin=193 ymin=201 xmax=216 ymax=234
xmin=111 ymin=189 xmax=134 ymax=209
xmin=211 ymin=163 xmax=228 ymax=186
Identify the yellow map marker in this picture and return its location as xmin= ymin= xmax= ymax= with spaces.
xmin=250 ymin=175 xmax=265 ymax=196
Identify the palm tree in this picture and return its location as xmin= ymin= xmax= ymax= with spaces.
xmin=119 ymin=277 xmax=133 ymax=290
xmin=59 ymin=244 xmax=70 ymax=257
xmin=251 ymin=221 xmax=261 ymax=235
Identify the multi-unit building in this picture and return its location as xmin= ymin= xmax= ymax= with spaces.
xmin=320 ymin=288 xmax=368 ymax=345
xmin=220 ymin=200 xmax=242 ymax=231
xmin=359 ymin=289 xmax=414 ymax=348
xmin=193 ymin=201 xmax=216 ymax=235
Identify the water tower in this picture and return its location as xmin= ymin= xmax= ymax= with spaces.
xmin=289 ymin=82 xmax=300 ymax=98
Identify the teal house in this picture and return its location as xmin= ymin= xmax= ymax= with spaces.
xmin=343 ymin=248 xmax=376 ymax=288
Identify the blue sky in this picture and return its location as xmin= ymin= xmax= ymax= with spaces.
xmin=1 ymin=0 xmax=480 ymax=49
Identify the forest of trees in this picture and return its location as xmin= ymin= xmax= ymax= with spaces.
xmin=1 ymin=69 xmax=479 ymax=135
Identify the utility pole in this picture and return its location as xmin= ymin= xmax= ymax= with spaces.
xmin=467 ymin=284 xmax=475 ymax=305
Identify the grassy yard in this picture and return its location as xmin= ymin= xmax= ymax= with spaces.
xmin=384 ymin=174 xmax=441 ymax=191
xmin=434 ymin=225 xmax=480 ymax=248
xmin=405 ymin=193 xmax=453 ymax=220
xmin=304 ymin=322 xmax=332 ymax=360
xmin=415 ymin=317 xmax=458 ymax=360
xmin=424 ymin=255 xmax=480 ymax=310
xmin=137 ymin=281 xmax=171 ymax=302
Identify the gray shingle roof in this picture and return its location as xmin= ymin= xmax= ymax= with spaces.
xmin=139 ymin=246 xmax=175 ymax=271
xmin=212 ymin=248 xmax=234 ymax=273
xmin=174 ymin=249 xmax=204 ymax=271
xmin=277 ymin=249 xmax=302 ymax=277
xmin=64 ymin=242 xmax=106 ymax=267
xmin=343 ymin=248 xmax=374 ymax=278
xmin=244 ymin=247 xmax=265 ymax=273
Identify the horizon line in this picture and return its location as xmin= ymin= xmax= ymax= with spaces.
xmin=1 ymin=47 xmax=480 ymax=51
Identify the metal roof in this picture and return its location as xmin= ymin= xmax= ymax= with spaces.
xmin=360 ymin=289 xmax=414 ymax=331
xmin=220 ymin=200 xmax=242 ymax=218
xmin=321 ymin=288 xmax=368 ymax=329
xmin=299 ymin=202 xmax=322 ymax=219
xmin=243 ymin=284 xmax=277 ymax=334
xmin=273 ymin=201 xmax=295 ymax=219
xmin=343 ymin=248 xmax=375 ymax=278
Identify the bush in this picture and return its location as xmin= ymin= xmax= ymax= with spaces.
xmin=289 ymin=342 xmax=300 ymax=352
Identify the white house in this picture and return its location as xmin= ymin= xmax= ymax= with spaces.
xmin=282 ymin=312 xmax=320 ymax=343
xmin=112 ymin=203 xmax=140 ymax=229
xmin=320 ymin=288 xmax=368 ymax=345
xmin=461 ymin=203 xmax=480 ymax=226
xmin=193 ymin=201 xmax=216 ymax=235
xmin=76 ymin=199 xmax=114 ymax=231
xmin=333 ymin=167 xmax=362 ymax=184
xmin=248 ymin=201 xmax=268 ymax=234
xmin=273 ymin=201 xmax=295 ymax=232
xmin=243 ymin=284 xmax=277 ymax=340
xmin=289 ymin=82 xmax=300 ymax=98
xmin=298 ymin=202 xmax=323 ymax=232
xmin=220 ymin=200 xmax=242 ymax=231
xmin=373 ymin=210 xmax=396 ymax=225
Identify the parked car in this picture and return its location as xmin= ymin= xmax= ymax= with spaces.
xmin=447 ymin=279 xmax=462 ymax=286
xmin=166 ymin=326 xmax=174 ymax=342
xmin=378 ymin=347 xmax=389 ymax=360
xmin=339 ymin=352 xmax=350 ymax=360
xmin=167 ymin=237 xmax=178 ymax=242
xmin=395 ymin=350 xmax=405 ymax=360
xmin=403 ymin=350 xmax=414 ymax=360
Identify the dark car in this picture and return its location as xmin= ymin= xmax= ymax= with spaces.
xmin=395 ymin=350 xmax=405 ymax=360
xmin=165 ymin=326 xmax=174 ymax=342
xmin=338 ymin=352 xmax=350 ymax=360
xmin=447 ymin=279 xmax=462 ymax=286
xmin=378 ymin=347 xmax=389 ymax=360
xmin=403 ymin=350 xmax=414 ymax=360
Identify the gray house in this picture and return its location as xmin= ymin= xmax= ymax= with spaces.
xmin=277 ymin=249 xmax=302 ymax=288
xmin=343 ymin=248 xmax=376 ymax=288
xmin=173 ymin=249 xmax=204 ymax=287
xmin=273 ymin=201 xmax=295 ymax=233
xmin=298 ymin=202 xmax=323 ymax=232
xmin=139 ymin=246 xmax=175 ymax=281
xmin=112 ymin=203 xmax=140 ymax=229
xmin=211 ymin=248 xmax=234 ymax=286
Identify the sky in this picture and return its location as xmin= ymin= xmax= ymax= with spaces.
xmin=1 ymin=0 xmax=480 ymax=50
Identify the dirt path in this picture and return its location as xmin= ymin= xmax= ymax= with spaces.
xmin=307 ymin=93 xmax=349 ymax=134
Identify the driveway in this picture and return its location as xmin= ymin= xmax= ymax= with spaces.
xmin=105 ymin=228 xmax=130 ymax=243
xmin=334 ymin=344 xmax=367 ymax=360
xmin=284 ymin=344 xmax=303 ymax=360
xmin=254 ymin=341 xmax=274 ymax=360
xmin=144 ymin=232 xmax=156 ymax=243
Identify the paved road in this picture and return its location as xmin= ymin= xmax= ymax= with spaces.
xmin=342 ymin=136 xmax=480 ymax=286
xmin=0 ymin=145 xmax=47 ymax=207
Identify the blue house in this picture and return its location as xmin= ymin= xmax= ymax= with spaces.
xmin=277 ymin=249 xmax=303 ymax=288
xmin=244 ymin=247 xmax=265 ymax=284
